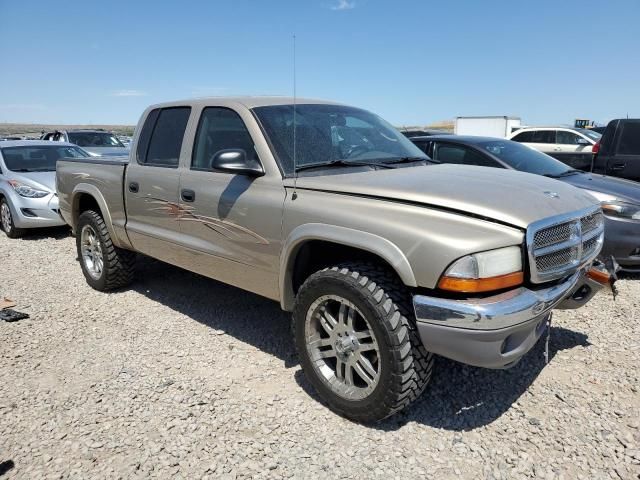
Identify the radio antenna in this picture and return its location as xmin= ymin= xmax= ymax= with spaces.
xmin=292 ymin=34 xmax=298 ymax=198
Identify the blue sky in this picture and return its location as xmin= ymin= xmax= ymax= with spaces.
xmin=0 ymin=0 xmax=638 ymax=126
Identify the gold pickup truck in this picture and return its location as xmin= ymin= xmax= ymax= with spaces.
xmin=56 ymin=97 xmax=609 ymax=422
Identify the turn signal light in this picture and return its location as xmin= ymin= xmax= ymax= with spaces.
xmin=586 ymin=267 xmax=610 ymax=285
xmin=438 ymin=271 xmax=524 ymax=293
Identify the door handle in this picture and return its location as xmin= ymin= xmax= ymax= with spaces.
xmin=610 ymin=163 xmax=626 ymax=171
xmin=553 ymin=147 xmax=562 ymax=151
xmin=181 ymin=189 xmax=196 ymax=202
xmin=128 ymin=182 xmax=139 ymax=193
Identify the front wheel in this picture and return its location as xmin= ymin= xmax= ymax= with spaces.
xmin=76 ymin=210 xmax=135 ymax=291
xmin=293 ymin=263 xmax=434 ymax=422
xmin=0 ymin=198 xmax=25 ymax=238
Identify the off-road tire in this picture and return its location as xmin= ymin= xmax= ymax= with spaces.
xmin=293 ymin=262 xmax=434 ymax=422
xmin=76 ymin=210 xmax=135 ymax=291
xmin=0 ymin=198 xmax=25 ymax=238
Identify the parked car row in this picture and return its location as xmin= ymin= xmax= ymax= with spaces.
xmin=0 ymin=97 xmax=624 ymax=422
xmin=40 ymin=129 xmax=130 ymax=157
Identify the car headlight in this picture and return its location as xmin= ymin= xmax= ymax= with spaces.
xmin=601 ymin=201 xmax=640 ymax=220
xmin=8 ymin=180 xmax=50 ymax=198
xmin=438 ymin=246 xmax=523 ymax=293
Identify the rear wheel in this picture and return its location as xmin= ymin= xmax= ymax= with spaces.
xmin=293 ymin=262 xmax=434 ymax=422
xmin=0 ymin=199 xmax=25 ymax=238
xmin=76 ymin=210 xmax=135 ymax=291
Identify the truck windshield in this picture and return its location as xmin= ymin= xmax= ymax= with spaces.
xmin=68 ymin=132 xmax=125 ymax=148
xmin=252 ymin=104 xmax=428 ymax=175
xmin=478 ymin=140 xmax=580 ymax=177
xmin=1 ymin=145 xmax=90 ymax=172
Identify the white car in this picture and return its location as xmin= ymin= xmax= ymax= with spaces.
xmin=509 ymin=127 xmax=601 ymax=171
xmin=0 ymin=141 xmax=90 ymax=237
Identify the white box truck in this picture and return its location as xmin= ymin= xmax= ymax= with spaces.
xmin=455 ymin=116 xmax=521 ymax=138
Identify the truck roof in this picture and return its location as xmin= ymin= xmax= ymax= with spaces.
xmin=147 ymin=96 xmax=341 ymax=110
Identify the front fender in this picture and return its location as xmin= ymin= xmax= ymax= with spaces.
xmin=279 ymin=223 xmax=417 ymax=311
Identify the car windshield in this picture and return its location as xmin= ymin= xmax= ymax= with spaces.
xmin=252 ymin=104 xmax=429 ymax=175
xmin=67 ymin=132 xmax=125 ymax=148
xmin=477 ymin=140 xmax=578 ymax=176
xmin=577 ymin=129 xmax=602 ymax=141
xmin=1 ymin=145 xmax=90 ymax=172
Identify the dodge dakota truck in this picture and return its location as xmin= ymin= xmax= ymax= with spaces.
xmin=57 ymin=97 xmax=609 ymax=422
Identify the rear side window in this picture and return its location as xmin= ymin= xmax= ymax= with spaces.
xmin=191 ymin=107 xmax=257 ymax=171
xmin=435 ymin=143 xmax=500 ymax=167
xmin=136 ymin=109 xmax=160 ymax=163
xmin=617 ymin=122 xmax=640 ymax=155
xmin=512 ymin=131 xmax=534 ymax=142
xmin=142 ymin=107 xmax=191 ymax=167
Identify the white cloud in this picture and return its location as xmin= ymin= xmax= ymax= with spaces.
xmin=111 ymin=90 xmax=147 ymax=97
xmin=331 ymin=0 xmax=356 ymax=10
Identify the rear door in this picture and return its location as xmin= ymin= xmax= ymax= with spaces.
xmin=555 ymin=130 xmax=593 ymax=170
xmin=607 ymin=120 xmax=640 ymax=181
xmin=511 ymin=130 xmax=556 ymax=157
xmin=124 ymin=106 xmax=192 ymax=259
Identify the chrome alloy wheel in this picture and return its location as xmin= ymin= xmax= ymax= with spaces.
xmin=1 ymin=202 xmax=12 ymax=232
xmin=80 ymin=224 xmax=104 ymax=280
xmin=305 ymin=295 xmax=381 ymax=400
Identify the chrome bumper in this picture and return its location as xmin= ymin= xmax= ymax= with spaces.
xmin=412 ymin=269 xmax=604 ymax=368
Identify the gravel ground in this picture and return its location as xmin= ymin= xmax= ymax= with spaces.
xmin=1 ymin=228 xmax=639 ymax=480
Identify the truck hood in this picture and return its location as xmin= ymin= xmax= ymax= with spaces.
xmin=287 ymin=165 xmax=599 ymax=229
xmin=9 ymin=171 xmax=56 ymax=193
xmin=560 ymin=172 xmax=640 ymax=205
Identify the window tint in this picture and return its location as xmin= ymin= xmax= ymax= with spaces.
xmin=532 ymin=130 xmax=555 ymax=143
xmin=192 ymin=107 xmax=257 ymax=170
xmin=556 ymin=131 xmax=583 ymax=145
xmin=435 ymin=143 xmax=500 ymax=167
xmin=144 ymin=107 xmax=191 ymax=167
xmin=512 ymin=130 xmax=555 ymax=143
xmin=512 ymin=131 xmax=534 ymax=142
xmin=136 ymin=109 xmax=160 ymax=163
xmin=411 ymin=140 xmax=429 ymax=154
xmin=618 ymin=122 xmax=640 ymax=155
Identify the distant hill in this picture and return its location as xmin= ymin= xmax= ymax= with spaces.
xmin=397 ymin=120 xmax=454 ymax=133
xmin=0 ymin=123 xmax=135 ymax=138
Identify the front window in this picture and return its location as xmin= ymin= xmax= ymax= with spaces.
xmin=67 ymin=132 xmax=125 ymax=148
xmin=577 ymin=129 xmax=602 ymax=142
xmin=253 ymin=104 xmax=428 ymax=175
xmin=477 ymin=140 xmax=572 ymax=176
xmin=1 ymin=145 xmax=90 ymax=172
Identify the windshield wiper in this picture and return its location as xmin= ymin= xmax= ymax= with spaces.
xmin=383 ymin=156 xmax=439 ymax=165
xmin=544 ymin=169 xmax=582 ymax=178
xmin=295 ymin=159 xmax=395 ymax=172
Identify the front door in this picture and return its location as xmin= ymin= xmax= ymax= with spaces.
xmin=555 ymin=130 xmax=593 ymax=170
xmin=177 ymin=106 xmax=285 ymax=299
xmin=124 ymin=106 xmax=192 ymax=259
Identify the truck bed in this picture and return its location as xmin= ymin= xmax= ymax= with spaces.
xmin=56 ymin=156 xmax=131 ymax=248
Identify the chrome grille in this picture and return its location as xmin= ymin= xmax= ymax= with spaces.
xmin=527 ymin=207 xmax=604 ymax=283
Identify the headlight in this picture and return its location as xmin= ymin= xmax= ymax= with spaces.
xmin=438 ymin=246 xmax=523 ymax=293
xmin=601 ymin=201 xmax=640 ymax=220
xmin=8 ymin=180 xmax=50 ymax=198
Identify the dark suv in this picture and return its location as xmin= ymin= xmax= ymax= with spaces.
xmin=592 ymin=119 xmax=640 ymax=182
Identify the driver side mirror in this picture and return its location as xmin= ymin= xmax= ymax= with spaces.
xmin=576 ymin=138 xmax=590 ymax=145
xmin=210 ymin=149 xmax=264 ymax=177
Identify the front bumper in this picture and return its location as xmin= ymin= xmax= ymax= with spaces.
xmin=6 ymin=192 xmax=66 ymax=229
xmin=413 ymin=269 xmax=605 ymax=369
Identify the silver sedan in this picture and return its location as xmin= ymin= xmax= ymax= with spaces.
xmin=0 ymin=140 xmax=90 ymax=237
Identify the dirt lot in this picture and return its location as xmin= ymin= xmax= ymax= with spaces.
xmin=0 ymin=228 xmax=638 ymax=479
